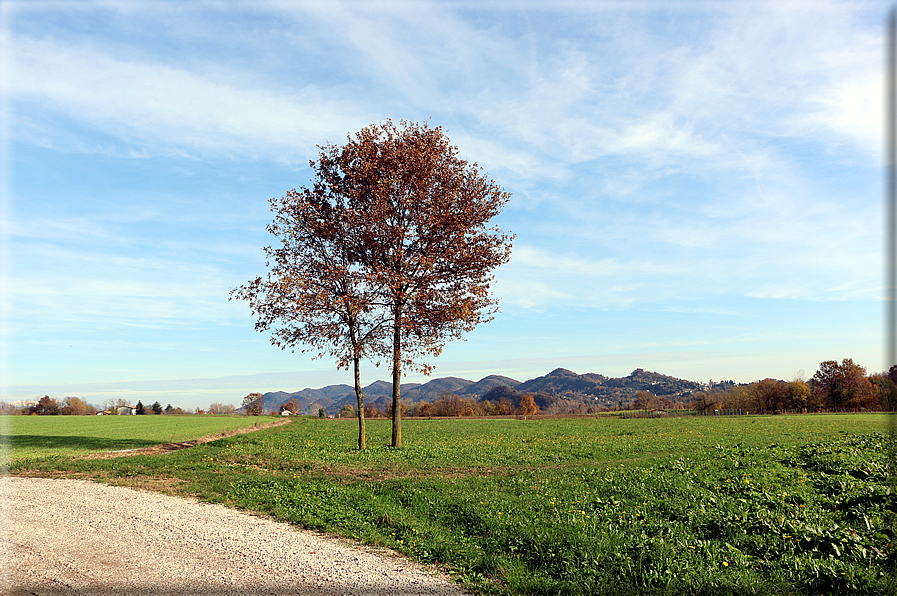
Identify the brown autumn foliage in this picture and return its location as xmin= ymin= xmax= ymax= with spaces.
xmin=811 ymin=358 xmax=877 ymax=410
xmin=682 ymin=359 xmax=889 ymax=414
xmin=497 ymin=397 xmax=515 ymax=415
xmin=281 ymin=398 xmax=300 ymax=415
xmin=869 ymin=368 xmax=897 ymax=411
xmin=241 ymin=392 xmax=265 ymax=416
xmin=433 ymin=393 xmax=468 ymax=417
xmin=632 ymin=390 xmax=654 ymax=410
xmin=59 ymin=396 xmax=96 ymax=416
xmin=30 ymin=396 xmax=59 ymax=415
xmin=518 ymin=393 xmax=539 ymax=417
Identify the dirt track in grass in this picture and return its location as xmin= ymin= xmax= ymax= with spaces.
xmin=79 ymin=418 xmax=293 ymax=460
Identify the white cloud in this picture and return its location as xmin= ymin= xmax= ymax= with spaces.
xmin=5 ymin=36 xmax=373 ymax=160
xmin=663 ymin=0 xmax=882 ymax=157
xmin=797 ymin=72 xmax=881 ymax=156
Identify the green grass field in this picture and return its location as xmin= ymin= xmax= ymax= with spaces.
xmin=8 ymin=413 xmax=895 ymax=595
xmin=0 ymin=414 xmax=270 ymax=459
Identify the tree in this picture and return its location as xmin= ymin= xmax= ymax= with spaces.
xmin=811 ymin=359 xmax=876 ymax=410
xmin=32 ymin=396 xmax=58 ymax=415
xmin=151 ymin=401 xmax=163 ymax=415
xmin=281 ymin=399 xmax=300 ymax=415
xmin=232 ymin=176 xmax=387 ymax=451
xmin=518 ymin=393 xmax=539 ymax=418
xmin=385 ymin=401 xmax=409 ymax=419
xmin=135 ymin=401 xmax=147 ymax=415
xmin=316 ymin=120 xmax=513 ymax=447
xmin=689 ymin=391 xmax=723 ymax=413
xmin=209 ymin=402 xmax=236 ymax=415
xmin=869 ymin=366 xmax=897 ymax=411
xmin=787 ymin=380 xmax=811 ymax=411
xmin=242 ymin=392 xmax=265 ymax=416
xmin=480 ymin=399 xmax=497 ymax=416
xmin=339 ymin=404 xmax=355 ymax=418
xmin=434 ymin=393 xmax=467 ymax=417
xmin=60 ymin=396 xmax=88 ymax=416
xmin=632 ymin=390 xmax=655 ymax=411
xmin=750 ymin=379 xmax=789 ymax=414
xmin=497 ymin=397 xmax=515 ymax=415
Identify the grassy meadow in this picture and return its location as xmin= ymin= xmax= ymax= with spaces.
xmin=7 ymin=413 xmax=895 ymax=595
xmin=0 ymin=414 xmax=267 ymax=460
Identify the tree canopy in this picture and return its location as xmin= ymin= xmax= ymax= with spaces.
xmin=241 ymin=392 xmax=265 ymax=416
xmin=811 ymin=358 xmax=877 ymax=410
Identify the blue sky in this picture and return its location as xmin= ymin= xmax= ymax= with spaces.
xmin=1 ymin=0 xmax=888 ymax=409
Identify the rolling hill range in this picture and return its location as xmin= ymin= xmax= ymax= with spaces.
xmin=259 ymin=368 xmax=703 ymax=415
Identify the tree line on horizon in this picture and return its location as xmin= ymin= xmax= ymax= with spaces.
xmin=8 ymin=357 xmax=893 ymax=417
xmin=0 ymin=397 xmax=187 ymax=416
xmin=686 ymin=358 xmax=895 ymax=414
xmin=322 ymin=391 xmax=542 ymax=419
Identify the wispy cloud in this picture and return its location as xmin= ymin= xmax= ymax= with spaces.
xmin=5 ymin=36 xmax=373 ymax=160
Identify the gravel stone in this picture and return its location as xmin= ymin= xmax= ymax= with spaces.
xmin=1 ymin=477 xmax=469 ymax=596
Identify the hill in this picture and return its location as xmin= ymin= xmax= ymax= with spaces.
xmin=259 ymin=368 xmax=701 ymax=414
xmin=463 ymin=375 xmax=521 ymax=395
xmin=515 ymin=368 xmax=608 ymax=396
xmin=603 ymin=368 xmax=702 ymax=396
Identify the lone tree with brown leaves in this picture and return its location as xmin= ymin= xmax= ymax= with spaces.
xmin=234 ymin=120 xmax=512 ymax=449
xmin=315 ymin=120 xmax=513 ymax=447
xmin=518 ymin=394 xmax=539 ymax=418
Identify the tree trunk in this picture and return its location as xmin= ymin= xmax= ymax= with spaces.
xmin=354 ymin=353 xmax=365 ymax=450
xmin=391 ymin=302 xmax=402 ymax=448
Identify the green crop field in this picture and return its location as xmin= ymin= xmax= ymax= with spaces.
xmin=8 ymin=414 xmax=895 ymax=595
xmin=0 ymin=414 xmax=271 ymax=460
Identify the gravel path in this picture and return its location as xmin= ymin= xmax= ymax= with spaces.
xmin=1 ymin=477 xmax=469 ymax=596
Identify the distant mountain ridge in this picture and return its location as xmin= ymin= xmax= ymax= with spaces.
xmin=259 ymin=368 xmax=702 ymax=415
xmin=515 ymin=367 xmax=608 ymax=395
